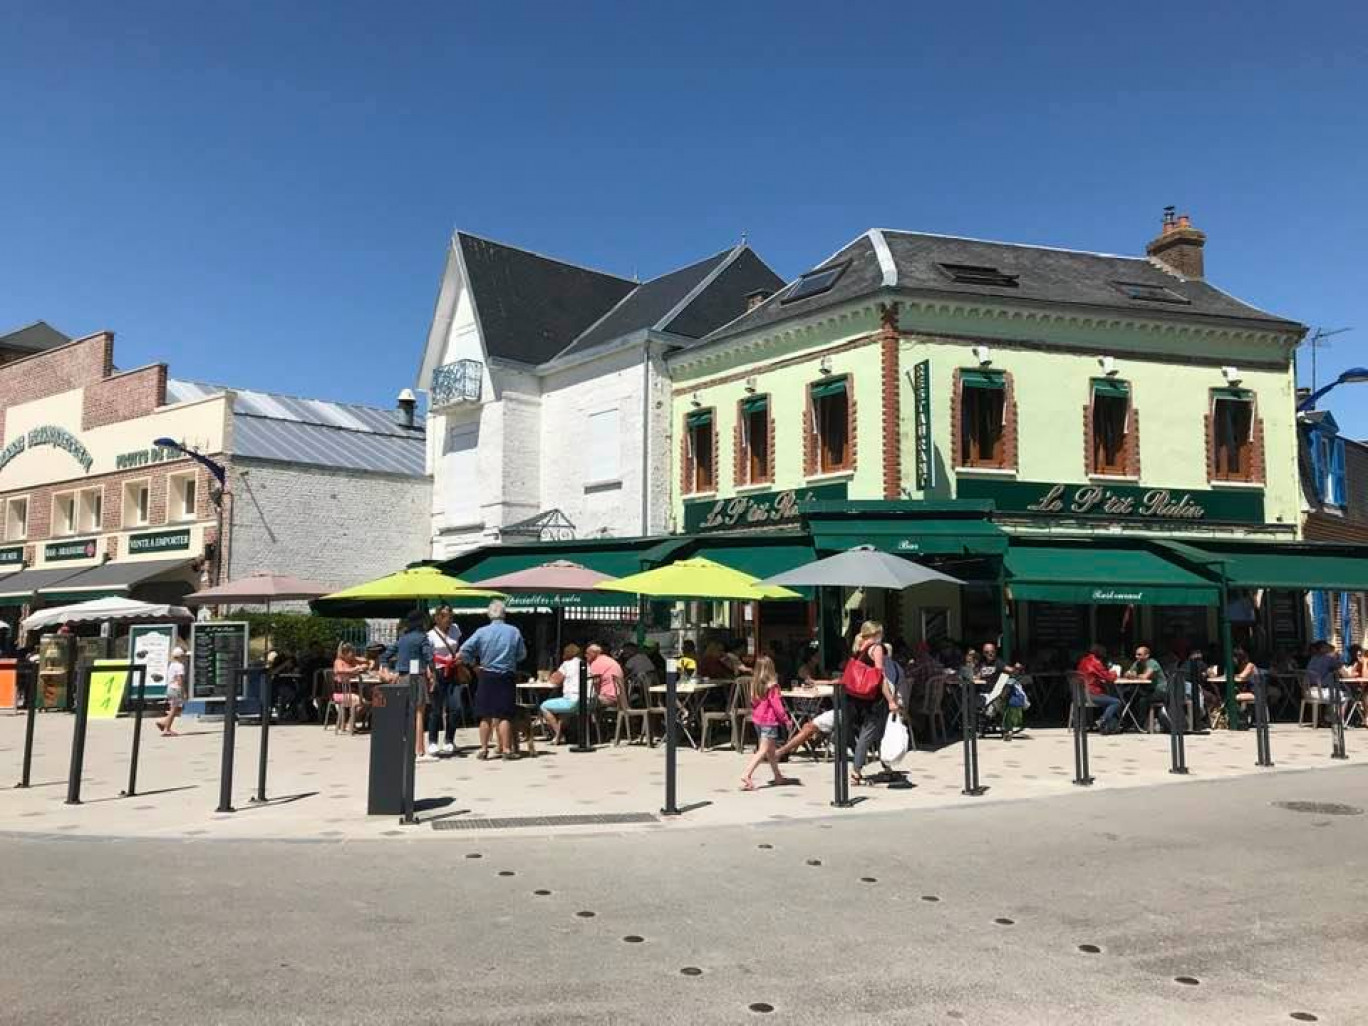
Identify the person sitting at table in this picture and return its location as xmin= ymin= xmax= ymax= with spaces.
xmin=1125 ymin=644 xmax=1173 ymax=731
xmin=541 ymin=643 xmax=583 ymax=745
xmin=1305 ymin=639 xmax=1353 ymax=722
xmin=331 ymin=642 xmax=368 ymax=734
xmin=1229 ymin=647 xmax=1278 ymax=723
xmin=586 ymin=642 xmax=624 ymax=709
xmin=677 ymin=640 xmax=698 ymax=680
xmin=1076 ymin=644 xmax=1122 ymax=734
xmin=700 ymin=641 xmax=730 ymax=679
xmin=621 ymin=643 xmax=658 ymax=691
xmin=1182 ymin=646 xmax=1214 ymax=730
xmin=796 ymin=642 xmax=822 ymax=685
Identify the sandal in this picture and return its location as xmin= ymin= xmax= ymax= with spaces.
xmin=476 ymin=750 xmax=489 ymax=761
xmin=739 ymin=779 xmax=756 ymax=791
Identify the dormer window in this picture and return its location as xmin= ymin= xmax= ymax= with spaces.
xmin=781 ymin=261 xmax=850 ymax=304
xmin=938 ymin=263 xmax=1019 ymax=288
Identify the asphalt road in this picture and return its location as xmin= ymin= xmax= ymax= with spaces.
xmin=3 ymin=766 xmax=1366 ymax=1025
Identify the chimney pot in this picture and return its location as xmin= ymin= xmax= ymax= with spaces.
xmin=1147 ymin=207 xmax=1206 ymax=279
xmin=396 ymin=388 xmax=418 ymax=429
xmin=745 ymin=289 xmax=773 ymax=311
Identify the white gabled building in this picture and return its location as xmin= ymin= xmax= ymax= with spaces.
xmin=415 ymin=232 xmax=783 ymax=558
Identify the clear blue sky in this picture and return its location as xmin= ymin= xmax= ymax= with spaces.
xmin=3 ymin=2 xmax=1365 ymax=428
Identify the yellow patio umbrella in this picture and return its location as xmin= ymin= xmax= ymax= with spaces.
xmin=594 ymin=557 xmax=802 ymax=602
xmin=312 ymin=565 xmax=504 ymax=617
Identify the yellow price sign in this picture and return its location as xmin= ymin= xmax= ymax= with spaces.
xmin=88 ymin=661 xmax=132 ymax=719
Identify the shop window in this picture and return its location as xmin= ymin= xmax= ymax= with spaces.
xmin=123 ymin=481 xmax=150 ymax=527
xmin=1211 ymin=391 xmax=1255 ymax=482
xmin=170 ymin=473 xmax=197 ymax=521
xmin=958 ymin=369 xmax=1007 ymax=468
xmin=684 ymin=410 xmax=715 ymax=494
xmin=53 ymin=493 xmax=77 ymax=536
xmin=810 ymin=378 xmax=851 ymax=474
xmin=738 ymin=395 xmax=771 ymax=485
xmin=1090 ymin=379 xmax=1131 ymax=476
xmin=79 ymin=489 xmax=103 ymax=533
xmin=5 ymin=497 xmax=27 ymax=541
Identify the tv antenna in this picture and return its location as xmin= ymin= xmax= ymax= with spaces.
xmin=1307 ymin=326 xmax=1352 ymax=393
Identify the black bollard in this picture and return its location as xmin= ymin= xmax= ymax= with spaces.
xmin=399 ymin=676 xmax=417 ymax=825
xmin=831 ymin=683 xmax=852 ymax=808
xmin=1167 ymin=674 xmax=1188 ymax=775
xmin=961 ymin=676 xmax=987 ymax=796
xmin=216 ymin=665 xmax=239 ymax=813
xmin=1331 ymin=680 xmax=1348 ymax=761
xmin=16 ymin=663 xmax=37 ymax=789
xmin=1071 ymin=678 xmax=1094 ymax=787
xmin=251 ymin=666 xmax=273 ymax=804
xmin=65 ymin=666 xmax=93 ymax=805
xmin=121 ymin=666 xmax=149 ymax=798
xmin=570 ymin=659 xmax=592 ymax=753
xmin=661 ymin=672 xmax=679 ymax=816
xmin=1254 ymin=670 xmax=1273 ymax=768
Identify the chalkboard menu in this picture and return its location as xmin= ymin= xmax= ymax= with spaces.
xmin=190 ymin=621 xmax=249 ymax=700
xmin=1268 ymin=590 xmax=1302 ymax=653
xmin=1028 ymin=603 xmax=1088 ymax=654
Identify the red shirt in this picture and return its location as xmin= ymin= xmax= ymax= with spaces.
xmin=1077 ymin=653 xmax=1117 ymax=697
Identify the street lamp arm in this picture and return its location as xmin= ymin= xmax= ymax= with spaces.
xmin=1297 ymin=367 xmax=1368 ymax=412
xmin=153 ymin=437 xmax=228 ymax=487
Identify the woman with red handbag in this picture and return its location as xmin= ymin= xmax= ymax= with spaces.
xmin=841 ymin=621 xmax=902 ymax=786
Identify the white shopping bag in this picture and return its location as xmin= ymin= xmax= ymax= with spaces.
xmin=879 ymin=713 xmax=910 ymax=766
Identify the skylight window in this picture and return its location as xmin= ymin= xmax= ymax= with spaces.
xmin=1113 ymin=281 xmax=1190 ymax=305
xmin=781 ymin=260 xmax=850 ymax=304
xmin=938 ymin=263 xmax=1020 ymax=287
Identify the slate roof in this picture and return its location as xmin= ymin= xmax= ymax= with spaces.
xmin=661 ymin=248 xmax=786 ymax=342
xmin=456 ymin=233 xmax=635 ymax=365
xmin=0 ymin=320 xmax=70 ymax=354
xmin=165 ymin=379 xmax=425 ymax=477
xmin=704 ymin=228 xmax=1303 ymax=343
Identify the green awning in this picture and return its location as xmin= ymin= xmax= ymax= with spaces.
xmin=1005 ymin=544 xmax=1219 ymax=606
xmin=1159 ymin=541 xmax=1368 ymax=591
xmin=740 ymin=395 xmax=768 ymax=415
xmin=809 ymin=378 xmax=847 ymax=400
xmin=959 ymin=369 xmax=1005 ymax=390
xmin=813 ymin=518 xmax=1008 ymax=556
xmin=1092 ymin=378 xmax=1130 ymax=399
xmin=686 ymin=410 xmax=712 ymax=427
xmin=1212 ymin=387 xmax=1252 ymax=400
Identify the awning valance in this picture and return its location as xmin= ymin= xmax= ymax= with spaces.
xmin=1005 ymin=544 xmax=1219 ymax=606
xmin=812 ymin=518 xmax=1008 ymax=556
xmin=38 ymin=558 xmax=196 ymax=603
xmin=1159 ymin=541 xmax=1368 ymax=592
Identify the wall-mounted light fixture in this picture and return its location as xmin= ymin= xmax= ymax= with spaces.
xmin=1221 ymin=365 xmax=1242 ymax=386
xmin=973 ymin=345 xmax=992 ymax=366
xmin=744 ymin=376 xmax=757 ymax=394
xmin=1098 ymin=355 xmax=1117 ymax=376
xmin=818 ymin=356 xmax=833 ymax=375
xmin=690 ymin=392 xmax=702 ymax=408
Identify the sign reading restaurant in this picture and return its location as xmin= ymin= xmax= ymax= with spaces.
xmin=957 ymin=479 xmax=1265 ymax=524
xmin=0 ymin=425 xmax=94 ymax=474
xmin=127 ymin=529 xmax=192 ymax=555
xmin=683 ymin=483 xmax=849 ymax=534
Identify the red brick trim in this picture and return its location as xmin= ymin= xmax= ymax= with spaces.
xmin=953 ymin=367 xmax=1016 ymax=470
xmin=680 ymin=408 xmax=717 ymax=495
xmin=1206 ymin=390 xmax=1265 ymax=484
xmin=1083 ymin=383 xmax=1141 ymax=478
xmin=735 ymin=395 xmax=774 ymax=487
xmin=880 ymin=322 xmax=901 ymax=499
xmin=805 ymin=374 xmax=856 ymax=476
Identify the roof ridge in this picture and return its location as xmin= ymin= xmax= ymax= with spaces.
xmin=454 ymin=229 xmax=633 ymax=285
xmin=655 ymin=244 xmax=746 ymax=332
xmin=878 ymin=228 xmax=1147 ymax=262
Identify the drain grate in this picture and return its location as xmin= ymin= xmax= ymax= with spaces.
xmin=1272 ymin=801 xmax=1363 ymax=817
xmin=432 ymin=812 xmax=658 ymax=831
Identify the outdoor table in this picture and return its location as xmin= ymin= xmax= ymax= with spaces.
xmin=1114 ymin=677 xmax=1156 ymax=732
xmin=781 ymin=684 xmax=833 ymax=734
xmin=650 ymin=678 xmax=728 ymax=748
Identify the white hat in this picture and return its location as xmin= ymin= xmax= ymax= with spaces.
xmin=171 ymin=646 xmax=186 ymax=657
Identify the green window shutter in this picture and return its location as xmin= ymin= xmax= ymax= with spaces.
xmin=740 ymin=395 xmax=769 ymax=415
xmin=809 ymin=378 xmax=847 ymax=400
xmin=1091 ymin=378 xmax=1130 ymax=399
xmin=686 ymin=410 xmax=713 ymax=427
xmin=959 ymin=369 xmax=1005 ymax=390
xmin=1212 ymin=387 xmax=1252 ymax=400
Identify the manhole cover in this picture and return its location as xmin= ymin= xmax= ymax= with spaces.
xmin=1273 ymin=801 xmax=1363 ymax=816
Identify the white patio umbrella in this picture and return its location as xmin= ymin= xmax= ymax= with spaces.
xmin=22 ymin=596 xmax=194 ymax=632
xmin=758 ymin=546 xmax=963 ymax=590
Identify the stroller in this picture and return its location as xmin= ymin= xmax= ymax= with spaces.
xmin=979 ymin=671 xmax=1030 ymax=739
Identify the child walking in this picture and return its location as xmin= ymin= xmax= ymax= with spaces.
xmin=156 ymin=646 xmax=187 ymax=736
xmin=741 ymin=656 xmax=797 ymax=791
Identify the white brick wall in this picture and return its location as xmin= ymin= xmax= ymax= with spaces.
xmin=228 ymin=462 xmax=431 ymax=591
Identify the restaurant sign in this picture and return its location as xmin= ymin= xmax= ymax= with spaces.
xmin=957 ymin=479 xmax=1265 ymax=524
xmin=684 ymin=483 xmax=848 ymax=534
xmin=0 ymin=425 xmax=94 ymax=475
xmin=115 ymin=444 xmax=183 ymax=471
xmin=912 ymin=359 xmax=935 ymax=490
xmin=128 ymin=529 xmax=192 ymax=555
xmin=46 ymin=538 xmax=98 ymax=561
xmin=0 ymin=546 xmax=23 ymax=567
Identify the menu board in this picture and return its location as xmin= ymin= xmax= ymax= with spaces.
xmin=190 ymin=621 xmax=249 ymax=700
xmin=128 ymin=624 xmax=176 ymax=701
xmin=1029 ymin=603 xmax=1088 ymax=654
xmin=1268 ymin=590 xmax=1302 ymax=654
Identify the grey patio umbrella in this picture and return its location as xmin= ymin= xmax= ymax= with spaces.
xmin=758 ymin=546 xmax=963 ymax=590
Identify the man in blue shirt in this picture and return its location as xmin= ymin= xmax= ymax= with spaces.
xmin=459 ymin=600 xmax=528 ymax=759
xmin=1305 ymin=640 xmax=1352 ymax=722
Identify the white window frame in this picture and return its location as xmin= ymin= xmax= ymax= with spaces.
xmin=168 ymin=471 xmax=198 ymax=522
xmin=585 ymin=406 xmax=622 ymax=487
xmin=79 ymin=488 xmax=103 ymax=533
xmin=123 ymin=479 xmax=151 ymax=528
xmin=52 ymin=491 xmax=78 ymax=537
xmin=5 ymin=497 xmax=28 ymax=541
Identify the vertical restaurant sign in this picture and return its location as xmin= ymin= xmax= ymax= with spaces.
xmin=912 ymin=359 xmax=934 ymax=490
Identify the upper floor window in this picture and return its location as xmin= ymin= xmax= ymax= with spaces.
xmin=958 ymin=369 xmax=1007 ymax=469
xmin=738 ymin=395 xmax=771 ymax=485
xmin=79 ymin=488 xmax=103 ymax=533
xmin=1211 ymin=390 xmax=1255 ymax=482
xmin=809 ymin=377 xmax=851 ymax=475
xmin=1090 ymin=379 xmax=1132 ymax=476
xmin=123 ymin=481 xmax=150 ymax=527
xmin=1310 ymin=429 xmax=1347 ymax=508
xmin=169 ymin=473 xmax=197 ymax=521
xmin=684 ymin=410 xmax=715 ymax=494
xmin=587 ymin=407 xmax=622 ymax=484
xmin=53 ymin=493 xmax=77 ymax=536
xmin=5 ymin=497 xmax=27 ymax=541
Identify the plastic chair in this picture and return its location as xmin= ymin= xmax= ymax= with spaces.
xmin=320 ymin=670 xmax=344 ymax=730
xmin=1297 ymin=671 xmax=1330 ymax=728
xmin=611 ymin=674 xmax=651 ymax=746
xmin=919 ymin=672 xmax=949 ymax=745
xmin=701 ymin=679 xmax=745 ymax=751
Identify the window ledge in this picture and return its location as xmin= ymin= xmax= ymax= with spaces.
xmin=584 ymin=478 xmax=623 ymax=495
xmin=734 ymin=482 xmax=774 ymax=495
xmin=955 ymin=466 xmax=1018 ymax=478
xmin=1207 ymin=480 xmax=1265 ymax=490
xmin=804 ymin=470 xmax=856 ymax=485
xmin=1088 ymin=474 xmax=1141 ymax=483
xmin=683 ymin=490 xmax=718 ymax=501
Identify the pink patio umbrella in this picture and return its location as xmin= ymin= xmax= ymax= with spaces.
xmin=183 ymin=572 xmax=334 ymax=607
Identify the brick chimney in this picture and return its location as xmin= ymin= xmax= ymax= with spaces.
xmin=1146 ymin=206 xmax=1206 ymax=279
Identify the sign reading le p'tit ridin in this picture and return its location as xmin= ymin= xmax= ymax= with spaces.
xmin=957 ymin=479 xmax=1265 ymax=524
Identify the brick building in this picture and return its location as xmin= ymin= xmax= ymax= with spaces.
xmin=0 ymin=328 xmax=429 ymax=634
